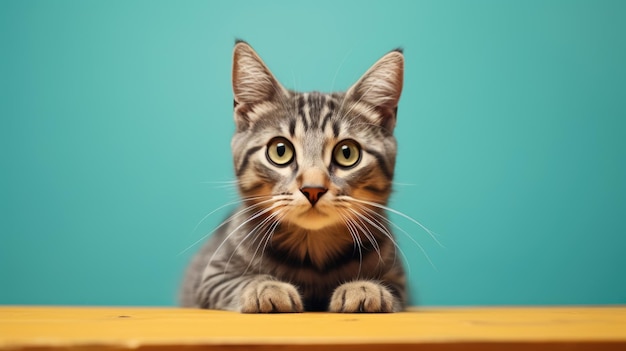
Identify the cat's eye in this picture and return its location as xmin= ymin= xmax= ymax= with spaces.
xmin=266 ymin=137 xmax=295 ymax=166
xmin=333 ymin=140 xmax=361 ymax=168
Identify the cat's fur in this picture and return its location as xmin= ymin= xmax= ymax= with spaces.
xmin=180 ymin=41 xmax=407 ymax=312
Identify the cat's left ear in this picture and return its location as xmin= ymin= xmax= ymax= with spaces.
xmin=346 ymin=49 xmax=404 ymax=131
xmin=232 ymin=40 xmax=289 ymax=130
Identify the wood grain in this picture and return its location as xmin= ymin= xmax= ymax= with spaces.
xmin=1 ymin=306 xmax=625 ymax=350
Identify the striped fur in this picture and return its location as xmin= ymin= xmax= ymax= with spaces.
xmin=180 ymin=41 xmax=406 ymax=312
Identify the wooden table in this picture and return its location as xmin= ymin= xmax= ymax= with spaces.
xmin=1 ymin=306 xmax=625 ymax=350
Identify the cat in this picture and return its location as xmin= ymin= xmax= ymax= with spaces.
xmin=180 ymin=40 xmax=407 ymax=313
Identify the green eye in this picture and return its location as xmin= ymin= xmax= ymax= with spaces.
xmin=266 ymin=137 xmax=294 ymax=166
xmin=333 ymin=140 xmax=361 ymax=168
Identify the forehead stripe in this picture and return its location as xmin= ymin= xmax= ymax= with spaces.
xmin=364 ymin=148 xmax=393 ymax=180
xmin=236 ymin=145 xmax=262 ymax=177
xmin=289 ymin=118 xmax=296 ymax=136
xmin=297 ymin=95 xmax=308 ymax=130
xmin=321 ymin=111 xmax=333 ymax=131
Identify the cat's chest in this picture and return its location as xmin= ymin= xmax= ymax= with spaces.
xmin=266 ymin=227 xmax=381 ymax=268
xmin=262 ymin=243 xmax=387 ymax=287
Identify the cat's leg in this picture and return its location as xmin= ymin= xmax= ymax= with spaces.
xmin=197 ymin=269 xmax=303 ymax=313
xmin=239 ymin=276 xmax=304 ymax=313
xmin=328 ymin=280 xmax=402 ymax=313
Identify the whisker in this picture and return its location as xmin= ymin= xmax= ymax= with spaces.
xmin=198 ymin=179 xmax=243 ymax=191
xmin=340 ymin=70 xmax=396 ymax=132
xmin=207 ymin=204 xmax=278 ymax=267
xmin=349 ymin=206 xmax=411 ymax=272
xmin=178 ymin=197 xmax=277 ymax=256
xmin=346 ymin=208 xmax=383 ymax=263
xmin=238 ymin=196 xmax=291 ymax=274
xmin=190 ymin=195 xmax=272 ymax=235
xmin=226 ymin=208 xmax=278 ymax=265
xmin=357 ymin=204 xmax=435 ymax=272
xmin=337 ymin=209 xmax=363 ymax=278
xmin=245 ymin=208 xmax=287 ymax=275
xmin=198 ymin=180 xmax=241 ymax=185
xmin=349 ymin=197 xmax=443 ymax=248
xmin=227 ymin=207 xmax=284 ymax=275
xmin=354 ymin=205 xmax=417 ymax=274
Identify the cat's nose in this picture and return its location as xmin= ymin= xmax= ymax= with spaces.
xmin=300 ymin=186 xmax=327 ymax=206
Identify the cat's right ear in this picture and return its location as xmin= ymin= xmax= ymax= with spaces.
xmin=232 ymin=41 xmax=288 ymax=130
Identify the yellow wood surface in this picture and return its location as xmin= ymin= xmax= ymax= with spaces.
xmin=1 ymin=306 xmax=625 ymax=351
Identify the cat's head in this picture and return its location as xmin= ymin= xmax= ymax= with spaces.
xmin=231 ymin=41 xmax=403 ymax=232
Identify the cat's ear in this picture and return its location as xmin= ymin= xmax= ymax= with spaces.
xmin=346 ymin=49 xmax=404 ymax=131
xmin=232 ymin=40 xmax=288 ymax=129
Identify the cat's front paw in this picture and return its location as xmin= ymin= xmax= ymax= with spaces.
xmin=240 ymin=280 xmax=304 ymax=313
xmin=329 ymin=281 xmax=397 ymax=313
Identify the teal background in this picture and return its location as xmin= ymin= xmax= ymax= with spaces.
xmin=1 ymin=0 xmax=625 ymax=306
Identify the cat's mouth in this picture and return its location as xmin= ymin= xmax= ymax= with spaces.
xmin=284 ymin=205 xmax=342 ymax=230
xmin=299 ymin=207 xmax=327 ymax=217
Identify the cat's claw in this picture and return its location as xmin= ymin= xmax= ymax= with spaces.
xmin=329 ymin=281 xmax=396 ymax=313
xmin=240 ymin=280 xmax=304 ymax=313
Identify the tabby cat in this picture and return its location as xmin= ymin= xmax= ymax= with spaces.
xmin=180 ymin=40 xmax=407 ymax=312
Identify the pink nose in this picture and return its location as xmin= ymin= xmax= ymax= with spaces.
xmin=300 ymin=187 xmax=327 ymax=206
